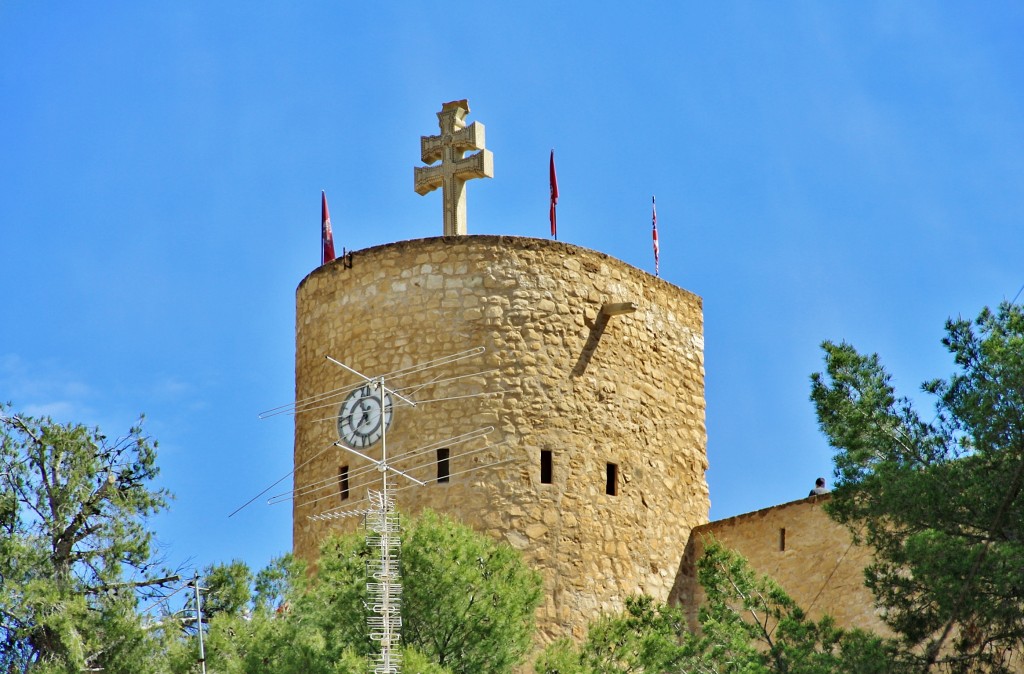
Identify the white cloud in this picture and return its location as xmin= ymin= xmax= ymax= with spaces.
xmin=0 ymin=353 xmax=96 ymax=423
xmin=22 ymin=400 xmax=83 ymax=420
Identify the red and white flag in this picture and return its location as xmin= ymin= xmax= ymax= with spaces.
xmin=321 ymin=190 xmax=336 ymax=265
xmin=549 ymin=150 xmax=559 ymax=239
xmin=652 ymin=195 xmax=659 ymax=277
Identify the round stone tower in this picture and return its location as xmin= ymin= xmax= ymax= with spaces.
xmin=293 ymin=234 xmax=708 ymax=642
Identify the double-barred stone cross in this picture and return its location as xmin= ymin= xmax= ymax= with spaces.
xmin=414 ymin=100 xmax=494 ymax=236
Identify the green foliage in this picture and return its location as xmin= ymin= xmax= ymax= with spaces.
xmin=187 ymin=605 xmax=366 ymax=674
xmin=536 ymin=595 xmax=691 ymax=674
xmin=811 ymin=302 xmax=1024 ymax=672
xmin=169 ymin=510 xmax=538 ymax=674
xmin=695 ymin=539 xmax=894 ymax=674
xmin=0 ymin=407 xmax=171 ymax=673
xmin=288 ymin=509 xmax=543 ymax=673
xmin=401 ymin=509 xmax=543 ymax=673
xmin=158 ymin=552 xmax=355 ymax=674
xmin=535 ymin=638 xmax=583 ymax=674
xmin=252 ymin=553 xmax=299 ymax=612
xmin=399 ymin=645 xmax=455 ymax=674
xmin=198 ymin=560 xmax=254 ymax=620
xmin=538 ymin=539 xmax=895 ymax=674
xmin=0 ymin=410 xmax=535 ymax=674
xmin=300 ymin=531 xmax=376 ymax=660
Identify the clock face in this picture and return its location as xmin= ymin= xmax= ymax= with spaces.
xmin=337 ymin=385 xmax=393 ymax=448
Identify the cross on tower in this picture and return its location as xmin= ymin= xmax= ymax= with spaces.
xmin=414 ymin=99 xmax=494 ymax=236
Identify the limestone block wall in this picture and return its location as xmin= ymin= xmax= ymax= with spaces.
xmin=293 ymin=235 xmax=708 ymax=642
xmin=671 ymin=496 xmax=887 ymax=635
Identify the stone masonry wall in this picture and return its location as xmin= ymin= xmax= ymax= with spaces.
xmin=671 ymin=496 xmax=887 ymax=635
xmin=293 ymin=235 xmax=708 ymax=643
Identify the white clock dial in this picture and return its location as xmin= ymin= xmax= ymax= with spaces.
xmin=337 ymin=385 xmax=393 ymax=448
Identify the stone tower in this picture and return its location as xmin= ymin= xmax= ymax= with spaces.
xmin=292 ymin=234 xmax=708 ymax=642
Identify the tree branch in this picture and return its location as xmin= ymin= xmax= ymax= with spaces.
xmin=923 ymin=449 xmax=1024 ymax=671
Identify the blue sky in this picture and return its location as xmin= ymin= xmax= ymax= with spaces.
xmin=2 ymin=3 xmax=1022 ymax=576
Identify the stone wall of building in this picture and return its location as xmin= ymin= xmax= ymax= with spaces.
xmin=672 ymin=495 xmax=887 ymax=635
xmin=293 ymin=234 xmax=709 ymax=642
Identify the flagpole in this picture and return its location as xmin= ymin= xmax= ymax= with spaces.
xmin=321 ymin=191 xmax=337 ymax=266
xmin=549 ymin=150 xmax=558 ymax=241
xmin=652 ymin=195 xmax=659 ymax=277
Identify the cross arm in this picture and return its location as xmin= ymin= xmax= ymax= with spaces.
xmin=414 ymin=164 xmax=444 ymax=195
xmin=453 ymin=148 xmax=494 ymax=180
xmin=420 ymin=122 xmax=487 ymax=164
xmin=421 ymin=134 xmax=444 ymax=164
xmin=454 ymin=122 xmax=485 ymax=154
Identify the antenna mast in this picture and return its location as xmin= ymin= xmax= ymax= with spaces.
xmin=252 ymin=347 xmax=508 ymax=674
xmin=366 ymin=489 xmax=401 ymax=674
xmin=366 ymin=375 xmax=404 ymax=674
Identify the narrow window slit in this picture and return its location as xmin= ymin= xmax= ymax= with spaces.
xmin=339 ymin=465 xmax=350 ymax=501
xmin=779 ymin=528 xmax=786 ymax=551
xmin=606 ymin=462 xmax=618 ymax=496
xmin=541 ymin=450 xmax=553 ymax=484
xmin=437 ymin=448 xmax=450 ymax=483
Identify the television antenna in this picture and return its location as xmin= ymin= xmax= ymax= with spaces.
xmin=247 ymin=346 xmax=510 ymax=674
